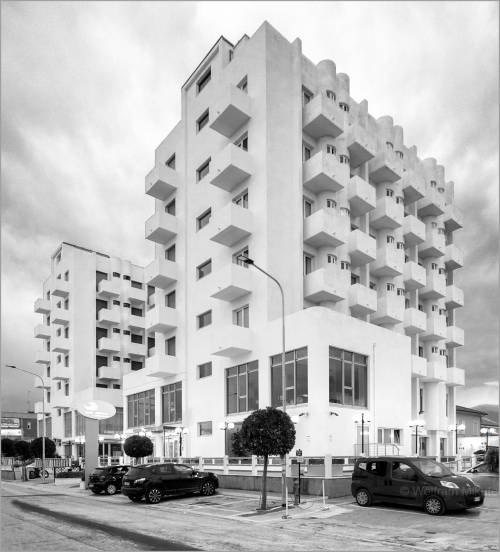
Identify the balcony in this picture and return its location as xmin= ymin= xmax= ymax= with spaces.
xmin=97 ymin=337 xmax=121 ymax=355
xmin=446 ymin=367 xmax=465 ymax=387
xmin=443 ymin=205 xmax=463 ymax=232
xmin=126 ymin=286 xmax=146 ymax=304
xmin=370 ymin=247 xmax=404 ymax=277
xmin=302 ymin=93 xmax=344 ymax=139
xmin=418 ymin=231 xmax=446 ymax=258
xmin=303 ymin=209 xmax=349 ymax=249
xmin=211 ymin=325 xmax=253 ymax=358
xmin=146 ymin=306 xmax=178 ymax=333
xmin=400 ymin=170 xmax=425 ymax=203
xmin=417 ymin=188 xmax=445 ymax=217
xmin=304 ymin=267 xmax=350 ymax=303
xmin=368 ymin=151 xmax=401 ymax=184
xmin=445 ymin=285 xmax=464 ymax=309
xmin=209 ymin=143 xmax=251 ymax=192
xmin=209 ymin=85 xmax=251 ymax=138
xmin=369 ymin=197 xmax=404 ymax=230
xmin=208 ymin=264 xmax=252 ymax=302
xmin=52 ymin=278 xmax=70 ymax=298
xmin=419 ymin=271 xmax=446 ymax=300
xmin=411 ymin=355 xmax=427 ymax=378
xmin=446 ymin=326 xmax=464 ymax=348
xmin=52 ymin=337 xmax=70 ymax=353
xmin=52 ymin=365 xmax=70 ymax=380
xmin=303 ymin=152 xmax=348 ymax=194
xmin=420 ymin=316 xmax=447 ymax=341
xmin=127 ymin=341 xmax=146 ymax=358
xmin=347 ymin=176 xmax=376 ymax=216
xmin=345 ymin=123 xmax=376 ymax=168
xmin=403 ymin=308 xmax=427 ymax=335
xmin=34 ymin=298 xmax=51 ymax=314
xmin=402 ymin=215 xmax=425 ymax=246
xmin=348 ymin=284 xmax=377 ymax=316
xmin=422 ymin=360 xmax=447 ymax=383
xmin=97 ymin=278 xmax=121 ymax=299
xmin=127 ymin=314 xmax=145 ymax=331
xmin=209 ymin=203 xmax=252 ymax=247
xmin=52 ymin=395 xmax=71 ymax=409
xmin=371 ymin=293 xmax=405 ymax=325
xmin=444 ymin=244 xmax=463 ymax=271
xmin=52 ymin=308 xmax=70 ymax=325
xmin=144 ymin=351 xmax=180 ymax=378
xmin=34 ymin=324 xmax=51 ymax=339
xmin=97 ymin=306 xmax=121 ymax=326
xmin=348 ymin=230 xmax=376 ymax=267
xmin=145 ymin=212 xmax=178 ymax=245
xmin=144 ymin=258 xmax=178 ymax=289
xmin=34 ymin=377 xmax=50 ymax=389
xmin=403 ymin=261 xmax=426 ymax=290
xmin=35 ymin=350 xmax=51 ymax=364
xmin=97 ymin=363 xmax=122 ymax=381
xmin=145 ymin=165 xmax=178 ymax=200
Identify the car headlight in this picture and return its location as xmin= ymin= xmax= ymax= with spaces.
xmin=134 ymin=478 xmax=146 ymax=485
xmin=440 ymin=481 xmax=459 ymax=489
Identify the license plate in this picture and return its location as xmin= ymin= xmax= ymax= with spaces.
xmin=473 ymin=496 xmax=481 ymax=502
xmin=123 ymin=481 xmax=130 ymax=486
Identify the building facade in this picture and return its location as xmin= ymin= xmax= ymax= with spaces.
xmin=33 ymin=242 xmax=150 ymax=457
xmin=120 ymin=22 xmax=464 ymax=460
xmin=1 ymin=411 xmax=38 ymax=442
xmin=456 ymin=405 xmax=499 ymax=456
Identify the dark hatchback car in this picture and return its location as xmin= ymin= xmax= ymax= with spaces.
xmin=121 ymin=463 xmax=219 ymax=504
xmin=88 ymin=465 xmax=130 ymax=495
xmin=351 ymin=456 xmax=484 ymax=515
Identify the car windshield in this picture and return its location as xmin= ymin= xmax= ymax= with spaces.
xmin=412 ymin=459 xmax=453 ymax=477
xmin=126 ymin=467 xmax=150 ymax=478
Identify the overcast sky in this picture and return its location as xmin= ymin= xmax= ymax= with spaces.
xmin=1 ymin=1 xmax=498 ymax=414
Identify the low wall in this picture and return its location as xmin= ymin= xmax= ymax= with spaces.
xmin=1 ymin=470 xmax=16 ymax=480
xmin=218 ymin=474 xmax=351 ymax=498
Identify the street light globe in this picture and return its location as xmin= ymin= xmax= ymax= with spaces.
xmin=182 ymin=428 xmax=189 ymax=435
xmin=291 ymin=415 xmax=300 ymax=424
xmin=227 ymin=422 xmax=235 ymax=430
xmin=457 ymin=424 xmax=466 ymax=432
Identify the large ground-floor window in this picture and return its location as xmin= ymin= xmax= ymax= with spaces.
xmin=127 ymin=389 xmax=155 ymax=428
xmin=271 ymin=347 xmax=308 ymax=407
xmin=329 ymin=346 xmax=368 ymax=407
xmin=226 ymin=361 xmax=258 ymax=414
xmin=162 ymin=382 xmax=182 ymax=423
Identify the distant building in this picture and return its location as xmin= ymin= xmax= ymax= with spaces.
xmin=1 ymin=411 xmax=38 ymax=441
xmin=456 ymin=405 xmax=499 ymax=456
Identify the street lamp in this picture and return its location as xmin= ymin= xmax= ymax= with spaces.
xmin=240 ymin=255 xmax=287 ymax=508
xmin=354 ymin=412 xmax=372 ymax=455
xmin=114 ymin=433 xmax=128 ymax=462
xmin=448 ymin=423 xmax=466 ymax=456
xmin=480 ymin=427 xmax=496 ymax=450
xmin=409 ymin=420 xmax=426 ymax=456
xmin=6 ymin=365 xmax=47 ymax=484
xmin=219 ymin=421 xmax=235 ymax=455
xmin=174 ymin=426 xmax=189 ymax=457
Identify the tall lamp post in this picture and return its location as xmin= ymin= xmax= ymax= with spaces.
xmin=409 ymin=420 xmax=426 ymax=456
xmin=114 ymin=433 xmax=128 ymax=463
xmin=175 ymin=426 xmax=189 ymax=458
xmin=480 ymin=427 xmax=496 ymax=450
xmin=240 ymin=255 xmax=287 ymax=508
xmin=448 ymin=423 xmax=466 ymax=456
xmin=353 ymin=412 xmax=372 ymax=456
xmin=219 ymin=421 xmax=235 ymax=455
xmin=6 ymin=365 xmax=46 ymax=484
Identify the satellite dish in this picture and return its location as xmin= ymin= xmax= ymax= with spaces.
xmin=76 ymin=400 xmax=116 ymax=420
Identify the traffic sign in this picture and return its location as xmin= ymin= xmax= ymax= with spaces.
xmin=296 ymin=449 xmax=302 ymax=456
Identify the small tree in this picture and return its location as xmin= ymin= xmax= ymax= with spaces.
xmin=230 ymin=430 xmax=249 ymax=457
xmin=1 ymin=438 xmax=15 ymax=457
xmin=240 ymin=407 xmax=295 ymax=510
xmin=13 ymin=440 xmax=33 ymax=481
xmin=123 ymin=435 xmax=153 ymax=464
xmin=30 ymin=437 xmax=57 ymax=459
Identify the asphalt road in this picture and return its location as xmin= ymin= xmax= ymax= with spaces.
xmin=1 ymin=480 xmax=498 ymax=551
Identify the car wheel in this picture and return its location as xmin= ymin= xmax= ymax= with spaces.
xmin=105 ymin=484 xmax=117 ymax=495
xmin=128 ymin=496 xmax=142 ymax=502
xmin=424 ymin=495 xmax=445 ymax=515
xmin=41 ymin=470 xmax=50 ymax=479
xmin=200 ymin=480 xmax=216 ymax=496
xmin=355 ymin=488 xmax=372 ymax=507
xmin=91 ymin=489 xmax=101 ymax=494
xmin=145 ymin=487 xmax=163 ymax=504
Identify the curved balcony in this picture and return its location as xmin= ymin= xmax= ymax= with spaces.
xmin=403 ymin=215 xmax=425 ymax=246
xmin=444 ymin=244 xmax=463 ymax=271
xmin=145 ymin=165 xmax=178 ymax=200
xmin=303 ymin=209 xmax=349 ymax=249
xmin=369 ymin=197 xmax=404 ymax=230
xmin=401 ymin=170 xmax=425 ymax=203
xmin=345 ymin=123 xmax=376 ymax=168
xmin=304 ymin=267 xmax=350 ymax=303
xmin=302 ymin=93 xmax=344 ymax=139
xmin=445 ymin=285 xmax=464 ymax=309
xmin=371 ymin=292 xmax=405 ymax=325
xmin=369 ymin=246 xmax=404 ymax=277
xmin=303 ymin=152 xmax=348 ymax=194
xmin=347 ymin=176 xmax=376 ymax=216
xmin=209 ymin=203 xmax=252 ymax=247
xmin=368 ymin=151 xmax=401 ymax=184
xmin=403 ymin=261 xmax=426 ymax=290
xmin=210 ymin=85 xmax=251 ymax=138
xmin=348 ymin=230 xmax=376 ymax=267
xmin=420 ymin=316 xmax=447 ymax=341
xmin=403 ymin=308 xmax=427 ymax=335
xmin=210 ymin=143 xmax=251 ymax=192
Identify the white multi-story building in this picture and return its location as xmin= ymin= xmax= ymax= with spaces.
xmin=34 ymin=242 xmax=150 ymax=458
xmin=50 ymin=21 xmax=460 ymax=461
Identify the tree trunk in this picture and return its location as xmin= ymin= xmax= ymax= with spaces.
xmin=260 ymin=455 xmax=268 ymax=510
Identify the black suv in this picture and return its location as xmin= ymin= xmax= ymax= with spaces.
xmin=121 ymin=463 xmax=219 ymax=504
xmin=88 ymin=465 xmax=130 ymax=495
xmin=351 ymin=456 xmax=484 ymax=515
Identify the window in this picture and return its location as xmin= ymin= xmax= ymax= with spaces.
xmin=386 ymin=141 xmax=394 ymax=150
xmin=198 ymin=421 xmax=212 ymax=436
xmin=303 ymin=199 xmax=313 ymax=217
xmin=197 ymin=259 xmax=212 ymax=280
xmin=237 ymin=75 xmax=248 ymax=92
xmin=340 ymin=261 xmax=350 ymax=270
xmin=127 ymin=389 xmax=155 ymax=428
xmin=56 ymin=328 xmax=62 ymax=337
xmin=96 ymin=383 xmax=108 ymax=389
xmin=303 ymin=144 xmax=312 ymax=161
xmin=369 ymin=281 xmax=377 ymax=290
xmin=304 ymin=254 xmax=313 ymax=275
xmin=326 ymin=144 xmax=336 ymax=155
xmin=112 ymin=328 xmax=120 ymax=334
xmin=57 ymin=355 xmax=62 ymax=364
xmin=165 ymin=199 xmax=176 ymax=215
xmin=113 ymin=356 xmax=120 ymax=361
xmin=64 ymin=355 xmax=69 ymax=367
xmin=64 ymin=383 xmax=69 ymax=396
xmin=166 ymin=154 xmax=176 ymax=169
xmin=64 ymin=298 xmax=69 ymax=310
xmin=233 ymin=190 xmax=248 ymax=208
xmin=438 ymin=227 xmax=445 ymax=235
xmin=166 ymin=337 xmax=176 ymax=356
xmin=131 ymin=360 xmax=143 ymax=371
xmin=386 ymin=283 xmax=395 ymax=291
xmin=271 ymin=347 xmax=308 ymax=407
xmin=438 ymin=187 xmax=445 ymax=193
xmin=432 ymin=346 xmax=439 ymax=354
xmin=165 ymin=244 xmax=176 ymax=261
xmin=431 ymin=262 xmax=438 ymax=270
xmin=64 ymin=411 xmax=72 ymax=438
xmin=196 ymin=109 xmax=209 ymax=132
xmin=327 ymin=254 xmax=337 ymax=264
xmin=123 ymin=329 xmax=130 ymax=335
xmin=397 ymin=288 xmax=405 ymax=296
xmin=431 ymin=304 xmax=438 ymax=312
xmin=131 ymin=306 xmax=143 ymax=317
xmin=123 ymin=275 xmax=131 ymax=281
xmin=233 ymin=246 xmax=249 ymax=267
xmin=124 ymin=358 xmax=131 ymax=364
xmin=131 ymin=281 xmax=143 ymax=290
xmin=397 ymin=241 xmax=405 ymax=249
xmin=197 ymin=310 xmax=212 ymax=329
xmin=57 ymin=381 xmax=61 ymax=390
xmin=196 ymin=208 xmax=212 ymax=230
xmin=430 ymin=180 xmax=437 ymax=188
xmin=112 ymin=272 xmax=120 ymax=278
xmin=386 ymin=188 xmax=394 ymax=197
xmin=326 ymin=198 xmax=337 ymax=208
xmin=386 ymin=235 xmax=395 ymax=244
xmin=196 ymin=158 xmax=211 ymax=181
xmin=419 ymin=388 xmax=424 ymax=413
xmin=339 ymin=154 xmax=349 ymax=164
xmin=339 ymin=102 xmax=349 ymax=112
xmin=162 ymin=381 xmax=182 ymax=423
xmin=64 ymin=270 xmax=69 ymax=281
xmin=112 ymin=384 xmax=121 ymax=390
xmin=438 ymin=267 xmax=446 ymax=275
xmin=439 ymin=308 xmax=446 ymax=316
xmin=198 ymin=362 xmax=212 ymax=379
xmin=431 ymin=221 xmax=438 ymax=229
xmin=329 ymin=347 xmax=367 ymax=407
xmin=226 ymin=361 xmax=259 ymax=413
xmin=302 ymin=87 xmax=313 ymax=105
xmin=396 ymin=196 xmax=404 ymax=204
xmin=131 ymin=334 xmax=143 ymax=344
xmin=233 ymin=305 xmax=249 ymax=328
xmin=405 ymin=298 xmax=410 ymax=308
xmin=326 ymin=90 xmax=336 ymax=101
xmin=113 ymin=300 xmax=120 ymax=306
xmin=396 ymin=151 xmax=404 ymax=159
xmin=165 ymin=291 xmax=176 ymax=308
xmin=196 ymin=67 xmax=211 ymax=93
xmin=378 ymin=428 xmax=402 ymax=444
xmin=351 ymin=273 xmax=360 ymax=285
xmin=340 ymin=207 xmax=350 ymax=216
xmin=235 ymin=133 xmax=248 ymax=151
